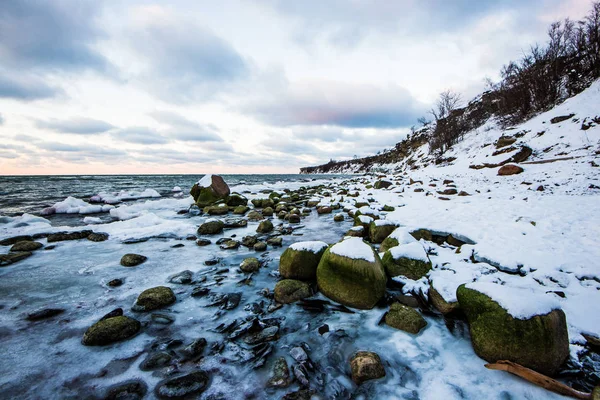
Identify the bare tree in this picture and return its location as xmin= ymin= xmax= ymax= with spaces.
xmin=429 ymin=90 xmax=462 ymax=121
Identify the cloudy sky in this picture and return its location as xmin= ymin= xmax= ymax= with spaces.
xmin=0 ymin=0 xmax=590 ymax=175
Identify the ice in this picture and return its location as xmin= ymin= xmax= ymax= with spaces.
xmin=389 ymin=242 xmax=429 ymax=262
xmin=289 ymin=241 xmax=328 ymax=253
xmin=90 ymin=189 xmax=162 ymax=204
xmin=82 ymin=216 xmax=102 ymax=224
xmin=465 ymin=282 xmax=561 ymax=319
xmin=40 ymin=196 xmax=115 ymax=215
xmin=109 ymin=197 xmax=194 ymax=221
xmin=330 ymin=237 xmax=375 ymax=262
xmin=172 ymin=186 xmax=182 ymax=192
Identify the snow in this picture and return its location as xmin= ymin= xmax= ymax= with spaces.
xmin=465 ymin=282 xmax=561 ymax=319
xmin=82 ymin=216 xmax=102 ymax=224
xmin=330 ymin=237 xmax=375 ymax=262
xmin=289 ymin=241 xmax=328 ymax=253
xmin=389 ymin=242 xmax=429 ymax=262
xmin=373 ymin=219 xmax=395 ymax=227
xmin=90 ymin=188 xmax=161 ymax=204
xmin=197 ymin=174 xmax=214 ymax=187
xmin=388 ymin=227 xmax=418 ymax=245
xmin=108 ymin=197 xmax=193 ymax=221
xmin=357 ymin=215 xmax=373 ymax=224
xmin=40 ymin=196 xmax=115 ymax=215
xmin=172 ymin=186 xmax=182 ymax=192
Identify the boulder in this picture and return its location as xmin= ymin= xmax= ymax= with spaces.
xmin=274 ymin=280 xmax=312 ymax=304
xmin=368 ymin=220 xmax=396 ymax=244
xmin=87 ymin=232 xmax=109 ymax=242
xmin=0 ymin=251 xmax=33 ymax=267
xmin=279 ymin=241 xmax=328 ymax=280
xmin=168 ymin=270 xmax=193 ymax=284
xmin=316 ymin=237 xmax=387 ymax=309
xmin=317 ymin=206 xmax=332 ymax=214
xmin=384 ymin=303 xmax=427 ymax=333
xmin=266 ymin=357 xmax=291 ymax=388
xmin=225 ymin=193 xmax=248 ymax=207
xmin=374 ymin=180 xmax=392 ymax=189
xmin=254 ymin=242 xmax=267 ymax=251
xmin=498 ymin=164 xmax=524 ymax=176
xmin=495 ymin=136 xmax=517 ymax=149
xmin=262 ymin=207 xmax=274 ymax=216
xmin=190 ymin=174 xmax=230 ymax=207
xmin=380 ymin=227 xmax=417 ymax=253
xmin=233 ymin=205 xmax=249 ymax=215
xmin=10 ymin=241 xmax=43 ymax=252
xmin=120 ymin=254 xmax=147 ymax=267
xmin=154 ymin=371 xmax=209 ymax=399
xmin=132 ymin=286 xmax=176 ymax=312
xmin=333 ymin=214 xmax=344 ymax=222
xmin=456 ymin=283 xmax=569 ymax=376
xmin=429 ymin=285 xmax=459 ymax=314
xmin=257 ymin=219 xmax=274 ymax=233
xmin=267 ymin=237 xmax=283 ymax=247
xmin=82 ymin=316 xmax=140 ymax=346
xmin=350 ymin=351 xmax=386 ymax=384
xmin=382 ymin=242 xmax=431 ymax=279
xmin=247 ymin=210 xmax=263 ymax=221
xmin=104 ymin=380 xmax=147 ymax=400
xmin=197 ymin=219 xmax=224 ymax=235
xmin=240 ymin=257 xmax=260 ymax=273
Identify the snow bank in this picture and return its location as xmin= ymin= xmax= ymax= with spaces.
xmin=289 ymin=241 xmax=328 ymax=253
xmin=41 ymin=197 xmax=115 ymax=215
xmin=331 ymin=237 xmax=375 ymax=262
xmin=465 ymin=281 xmax=561 ymax=319
xmin=109 ymin=197 xmax=194 ymax=221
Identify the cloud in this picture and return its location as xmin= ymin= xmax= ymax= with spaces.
xmin=0 ymin=69 xmax=63 ymax=100
xmin=32 ymin=141 xmax=128 ymax=162
xmin=112 ymin=127 xmax=170 ymax=145
xmin=35 ymin=117 xmax=114 ymax=134
xmin=151 ymin=110 xmax=224 ymax=142
xmin=247 ymin=80 xmax=426 ymax=128
xmin=0 ymin=113 xmax=3 ymax=125
xmin=0 ymin=1 xmax=109 ymax=73
xmin=127 ymin=6 xmax=249 ymax=102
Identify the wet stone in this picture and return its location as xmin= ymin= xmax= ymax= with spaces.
xmin=266 ymin=357 xmax=291 ymax=388
xmin=99 ymin=308 xmax=123 ymax=321
xmin=267 ymin=237 xmax=283 ymax=247
xmin=191 ymin=287 xmax=211 ymax=298
xmin=254 ymin=242 xmax=267 ymax=251
xmin=120 ymin=254 xmax=147 ymax=267
xmin=47 ymin=230 xmax=93 ymax=243
xmin=151 ymin=313 xmax=175 ymax=325
xmin=168 ymin=270 xmax=193 ymax=285
xmin=26 ymin=307 xmax=65 ymax=321
xmin=196 ymin=238 xmax=211 ymax=246
xmin=219 ymin=240 xmax=240 ymax=250
xmin=180 ymin=338 xmax=207 ymax=360
xmin=107 ymin=279 xmax=123 ymax=287
xmin=10 ymin=241 xmax=43 ymax=252
xmin=204 ymin=257 xmax=219 ymax=266
xmin=87 ymin=233 xmax=109 ymax=242
xmin=139 ymin=351 xmax=173 ymax=371
xmin=171 ymin=243 xmax=185 ymax=248
xmin=0 ymin=235 xmax=34 ymax=246
xmin=154 ymin=371 xmax=209 ymax=399
xmin=244 ymin=325 xmax=279 ymax=345
xmin=0 ymin=251 xmax=32 ymax=266
xmin=104 ymin=380 xmax=148 ymax=400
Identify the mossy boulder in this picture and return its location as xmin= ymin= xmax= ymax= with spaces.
xmin=333 ymin=214 xmax=344 ymax=222
xmin=374 ymin=180 xmax=392 ymax=189
xmin=429 ymin=285 xmax=459 ymax=314
xmin=262 ymin=207 xmax=274 ymax=216
xmin=120 ymin=253 xmax=147 ymax=267
xmin=368 ymin=221 xmax=396 ymax=244
xmin=240 ymin=257 xmax=260 ymax=273
xmin=82 ymin=316 xmax=140 ymax=346
xmin=279 ymin=241 xmax=328 ymax=281
xmin=132 ymin=286 xmax=176 ymax=312
xmin=233 ymin=205 xmax=249 ymax=215
xmin=247 ymin=210 xmax=263 ymax=221
xmin=203 ymin=204 xmax=229 ymax=215
xmin=274 ymin=279 xmax=312 ymax=304
xmin=197 ymin=219 xmax=224 ymax=235
xmin=345 ymin=226 xmax=365 ymax=237
xmin=190 ymin=175 xmax=230 ymax=207
xmin=225 ymin=193 xmax=248 ymax=207
xmin=350 ymin=351 xmax=386 ymax=384
xmin=384 ymin=303 xmax=427 ymax=334
xmin=316 ymin=238 xmax=387 ymax=309
xmin=10 ymin=241 xmax=43 ymax=252
xmin=382 ymin=243 xmax=431 ymax=279
xmin=456 ymin=284 xmax=569 ymax=376
xmin=257 ymin=219 xmax=274 ymax=233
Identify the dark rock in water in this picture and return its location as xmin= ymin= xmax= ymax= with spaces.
xmin=242 ymin=235 xmax=258 ymax=248
xmin=216 ymin=237 xmax=231 ymax=245
xmin=154 ymin=371 xmax=209 ymax=399
xmin=292 ymin=364 xmax=310 ymax=387
xmin=350 ymin=351 xmax=386 ymax=384
xmin=191 ymin=287 xmax=210 ymax=298
xmin=288 ymin=214 xmax=301 ymax=223
xmin=223 ymin=218 xmax=248 ymax=229
xmin=0 ymin=251 xmax=32 ymax=266
xmin=132 ymin=286 xmax=176 ymax=311
xmin=151 ymin=313 xmax=175 ymax=325
xmin=257 ymin=219 xmax=274 ymax=233
xmin=206 ymin=292 xmax=241 ymax=310
xmin=267 ymin=237 xmax=283 ymax=247
xmin=219 ymin=240 xmax=240 ymax=250
xmin=243 ymin=325 xmax=279 ymax=345
xmin=27 ymin=307 xmax=65 ymax=321
xmin=318 ymin=324 xmax=329 ymax=335
xmin=47 ymin=230 xmax=93 ymax=243
xmin=191 ymin=175 xmax=230 ymax=206
xmin=168 ymin=270 xmax=193 ymax=284
xmin=151 ymin=338 xmax=184 ymax=351
xmin=171 ymin=243 xmax=185 ymax=248
xmin=99 ymin=308 xmax=124 ymax=321
xmin=384 ymin=303 xmax=427 ymax=334
xmin=107 ymin=279 xmax=123 ymax=287
xmin=139 ymin=351 xmax=173 ymax=371
xmin=44 ymin=245 xmax=56 ymax=250
xmin=122 ymin=238 xmax=149 ymax=244
xmin=198 ymin=220 xmax=224 ymax=235
xmin=254 ymin=242 xmax=267 ymax=251
xmin=267 ymin=357 xmax=291 ymax=388
xmin=180 ymin=338 xmax=207 ymax=360
xmin=104 ymin=380 xmax=148 ymax=400
xmin=274 ymin=280 xmax=312 ymax=304
xmin=120 ymin=254 xmax=147 ymax=267
xmin=82 ymin=316 xmax=141 ymax=346
xmin=240 ymin=257 xmax=260 ymax=273
xmin=87 ymin=233 xmax=109 ymax=242
xmin=0 ymin=235 xmax=34 ymax=246
xmin=279 ymin=242 xmax=327 ymax=281
xmin=196 ymin=238 xmax=211 ymax=246
xmin=282 ymin=389 xmax=315 ymax=400
xmin=204 ymin=257 xmax=219 ymax=266
xmin=10 ymin=241 xmax=43 ymax=252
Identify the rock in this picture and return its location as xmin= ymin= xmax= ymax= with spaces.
xmin=257 ymin=219 xmax=274 ymax=233
xmin=277 ymin=211 xmax=288 ymax=219
xmin=99 ymin=308 xmax=123 ymax=321
xmin=279 ymin=241 xmax=328 ymax=281
xmin=242 ymin=235 xmax=258 ymax=248
xmin=247 ymin=210 xmax=263 ymax=221
xmin=47 ymin=230 xmax=93 ymax=243
xmin=196 ymin=238 xmax=211 ymax=246
xmin=107 ymin=279 xmax=123 ymax=287
xmin=82 ymin=316 xmax=141 ymax=346
xmin=203 ymin=204 xmax=229 ymax=215
xmin=140 ymin=351 xmax=172 ymax=371
xmin=495 ymin=136 xmax=517 ymax=148
xmin=267 ymin=237 xmax=283 ymax=247
xmin=120 ymin=254 xmax=147 ymax=267
xmin=266 ymin=357 xmax=291 ymax=388
xmin=226 ymin=193 xmax=248 ymax=207
xmin=374 ymin=180 xmax=392 ymax=189
xmin=350 ymin=351 xmax=386 ymax=384
xmin=254 ymin=242 xmax=267 ymax=251
xmin=509 ymin=146 xmax=533 ymax=163
xmin=282 ymin=389 xmax=315 ymax=400
xmin=240 ymin=257 xmax=260 ymax=273
xmin=368 ymin=221 xmax=396 ymax=244
xmin=456 ymin=284 xmax=569 ymax=376
xmin=191 ymin=287 xmax=210 ymax=298
xmin=233 ymin=205 xmax=249 ymax=215
xmin=498 ymin=164 xmax=524 ymax=176
xmin=550 ymin=113 xmax=575 ymax=124
xmin=219 ymin=239 xmax=240 ymax=250
xmin=316 ymin=238 xmax=387 ymax=309
xmin=190 ymin=174 xmax=230 ymax=207
xmin=154 ymin=371 xmax=209 ymax=399
xmin=244 ymin=325 xmax=279 ymax=345
xmin=180 ymin=338 xmax=207 ymax=360
xmin=104 ymin=380 xmax=147 ymax=400
xmin=288 ymin=214 xmax=301 ymax=223
xmin=274 ymin=280 xmax=312 ymax=304
xmin=262 ymin=207 xmax=274 ymax=216
xmin=87 ymin=232 xmax=109 ymax=242
xmin=197 ymin=219 xmax=224 ymax=235
xmin=333 ymin=214 xmax=344 ymax=222
xmin=223 ymin=218 xmax=248 ymax=229
xmin=457 ymin=191 xmax=470 ymax=196
xmin=317 ymin=206 xmax=332 ymax=214
xmin=345 ymin=226 xmax=365 ymax=237
xmin=132 ymin=286 xmax=176 ymax=312
xmin=410 ymin=228 xmax=432 ymax=241
xmin=384 ymin=303 xmax=427 ymax=334
xmin=168 ymin=270 xmax=193 ymax=284
xmin=382 ymin=243 xmax=431 ymax=279
xmin=429 ymin=286 xmax=459 ymax=314
xmin=10 ymin=241 xmax=43 ymax=252
xmin=0 ymin=251 xmax=32 ymax=266
xmin=0 ymin=235 xmax=34 ymax=246
xmin=26 ymin=307 xmax=65 ymax=321
xmin=437 ymin=188 xmax=458 ymax=195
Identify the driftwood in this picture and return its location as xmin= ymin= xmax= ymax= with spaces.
xmin=485 ymin=360 xmax=592 ymax=399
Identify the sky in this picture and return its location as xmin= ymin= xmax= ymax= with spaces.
xmin=0 ymin=0 xmax=591 ymax=175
